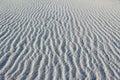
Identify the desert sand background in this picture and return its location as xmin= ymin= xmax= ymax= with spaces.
xmin=0 ymin=0 xmax=120 ymax=80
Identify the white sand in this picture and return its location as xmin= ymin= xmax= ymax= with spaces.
xmin=0 ymin=0 xmax=120 ymax=80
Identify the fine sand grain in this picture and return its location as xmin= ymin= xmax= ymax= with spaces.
xmin=0 ymin=0 xmax=120 ymax=80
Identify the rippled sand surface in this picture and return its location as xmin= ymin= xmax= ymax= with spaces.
xmin=0 ymin=0 xmax=120 ymax=80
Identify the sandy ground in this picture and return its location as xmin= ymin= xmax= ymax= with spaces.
xmin=0 ymin=0 xmax=120 ymax=80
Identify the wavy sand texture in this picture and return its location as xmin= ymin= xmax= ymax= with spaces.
xmin=0 ymin=0 xmax=120 ymax=80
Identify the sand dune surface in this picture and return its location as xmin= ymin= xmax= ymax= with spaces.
xmin=0 ymin=0 xmax=120 ymax=80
